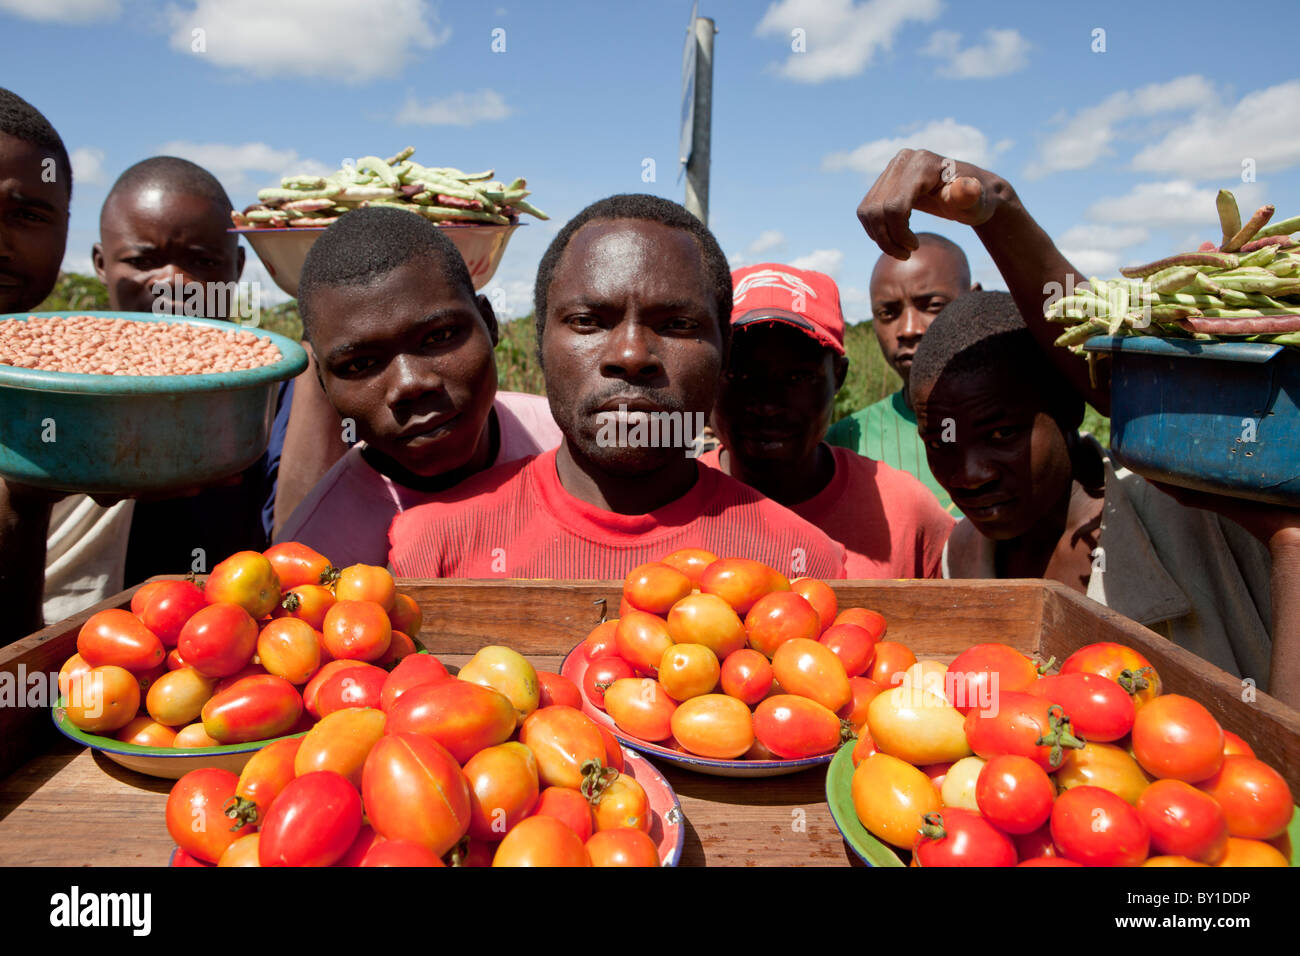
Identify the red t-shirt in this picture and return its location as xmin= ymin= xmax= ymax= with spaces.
xmin=700 ymin=445 xmax=953 ymax=579
xmin=388 ymin=448 xmax=847 ymax=580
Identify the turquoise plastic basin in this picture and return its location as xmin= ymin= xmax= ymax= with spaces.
xmin=0 ymin=311 xmax=306 ymax=494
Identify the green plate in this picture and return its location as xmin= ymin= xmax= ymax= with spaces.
xmin=824 ymin=741 xmax=905 ymax=867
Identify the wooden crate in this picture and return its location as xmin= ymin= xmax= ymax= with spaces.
xmin=0 ymin=578 xmax=1295 ymax=867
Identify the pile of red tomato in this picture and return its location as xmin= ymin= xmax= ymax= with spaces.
xmin=848 ymin=640 xmax=1294 ymax=866
xmin=576 ymin=550 xmax=917 ymax=761
xmin=166 ymin=640 xmax=664 ymax=866
xmin=57 ymin=542 xmax=421 ymax=748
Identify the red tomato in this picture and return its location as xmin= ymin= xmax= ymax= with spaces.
xmin=263 ymin=541 xmax=334 ymax=590
xmin=272 ymin=584 xmax=336 ymax=631
xmin=362 ymin=733 xmax=471 ymax=856
xmin=1195 ymin=755 xmax=1294 ymax=840
xmin=818 ymin=623 xmax=878 ymax=679
xmin=361 ymin=840 xmax=444 ymax=867
xmin=582 ymin=656 xmax=636 ymax=711
xmin=719 ymin=648 xmax=773 ymax=706
xmin=623 ymin=562 xmax=693 ymax=615
xmin=1012 ymin=823 xmax=1061 ymax=861
xmin=200 ymin=675 xmax=303 ymax=744
xmin=602 ymin=678 xmax=677 ymax=742
xmin=867 ymin=641 xmax=916 ymax=687
xmin=1051 ymin=786 xmax=1150 ymax=867
xmin=913 ymin=808 xmax=1017 ymax=867
xmin=373 ymin=630 xmax=417 ymax=668
xmin=790 ymin=577 xmax=837 ymax=636
xmin=587 ymin=828 xmax=659 ymax=867
xmin=77 ymin=609 xmax=165 ymax=673
xmin=303 ymin=660 xmax=375 ymax=719
xmin=386 ymin=679 xmax=516 ymax=764
xmin=700 ymin=557 xmax=785 ymax=615
xmin=256 ymin=617 xmax=321 ymax=685
xmin=335 ymin=826 xmax=383 ymax=867
xmin=205 ymin=550 xmax=282 ymax=619
xmin=537 ymin=671 xmax=583 ymax=710
xmin=582 ymin=619 xmax=620 ymax=661
xmin=315 ymin=665 xmax=387 ymax=716
xmin=533 ymin=787 xmax=594 ymax=842
xmin=975 ymin=755 xmax=1055 ymax=835
xmin=171 ymin=849 xmax=213 ymax=867
xmin=850 ymin=727 xmax=879 ymax=767
xmin=1059 ymin=642 xmax=1161 ymax=709
xmin=214 ymin=663 xmax=267 ymax=694
xmin=379 ymin=653 xmax=452 ymax=712
xmin=178 ymin=603 xmax=258 ymax=679
xmin=113 ymin=716 xmax=177 ymax=748
xmin=1136 ymin=779 xmax=1230 ymax=863
xmin=833 ymin=607 xmax=887 ymax=640
xmin=614 ymin=610 xmax=674 ymax=677
xmin=660 ymin=547 xmax=718 ymax=586
xmin=137 ymin=580 xmax=207 ymax=648
xmin=258 ymin=771 xmax=362 ymax=867
xmin=838 ymin=676 xmax=886 ymax=729
xmin=130 ymin=581 xmax=165 ymax=616
xmin=294 ymin=707 xmax=387 ymax=788
xmin=744 ymin=591 xmax=821 ymax=659
xmin=519 ymin=705 xmax=610 ymax=789
xmin=165 ymin=648 xmax=186 ymax=671
xmin=752 ymin=694 xmax=843 ymax=759
xmin=227 ymin=736 xmax=303 ymax=827
xmin=945 ymin=643 xmax=1039 ymax=715
xmin=771 ymin=637 xmax=851 ymax=712
xmin=1018 ymin=858 xmax=1083 ymax=867
xmin=1028 ymin=672 xmax=1135 ymax=743
xmin=389 ymin=593 xmax=423 ymax=639
xmin=321 ymin=600 xmax=391 ymax=663
xmin=598 ymin=726 xmax=625 ymax=773
xmin=964 ymin=691 xmax=1085 ymax=772
xmin=334 ymin=564 xmax=396 ymax=612
xmin=166 ymin=768 xmax=255 ymax=864
xmin=464 ymin=742 xmax=540 ymax=842
xmin=1221 ymin=730 xmax=1255 ymax=758
xmin=493 ymin=815 xmax=591 ymax=867
xmin=1130 ymin=694 xmax=1223 ymax=783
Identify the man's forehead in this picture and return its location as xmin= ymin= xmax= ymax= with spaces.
xmin=554 ymin=219 xmax=710 ymax=302
xmin=102 ymin=188 xmax=232 ymax=241
xmin=870 ymin=246 xmax=967 ymax=296
xmin=0 ymin=134 xmax=68 ymax=205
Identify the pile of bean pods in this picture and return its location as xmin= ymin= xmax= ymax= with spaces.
xmin=1049 ymin=189 xmax=1300 ymax=351
xmin=232 ymin=146 xmax=549 ymax=229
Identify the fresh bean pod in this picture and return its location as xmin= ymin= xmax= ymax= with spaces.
xmin=1254 ymin=214 xmax=1300 ymax=239
xmin=1217 ymin=189 xmax=1242 ymax=247
xmin=1119 ymin=252 xmax=1239 ymax=278
xmin=1221 ymin=204 xmax=1276 ymax=253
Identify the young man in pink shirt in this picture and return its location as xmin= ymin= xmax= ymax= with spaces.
xmin=703 ymin=264 xmax=953 ymax=578
xmin=275 ymin=207 xmax=561 ymax=567
xmin=388 ymin=195 xmax=846 ymax=580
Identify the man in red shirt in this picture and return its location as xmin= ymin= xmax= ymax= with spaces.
xmin=703 ymin=264 xmax=953 ymax=578
xmin=389 ymin=195 xmax=847 ymax=580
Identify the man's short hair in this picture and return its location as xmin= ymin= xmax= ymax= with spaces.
xmin=0 ymin=87 xmax=72 ymax=196
xmin=297 ymin=206 xmax=477 ymax=343
xmin=532 ymin=193 xmax=733 ymax=348
xmin=102 ymin=156 xmax=234 ymax=226
xmin=910 ymin=290 xmax=1083 ymax=430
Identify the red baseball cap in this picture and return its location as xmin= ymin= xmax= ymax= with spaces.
xmin=729 ymin=263 xmax=845 ymax=355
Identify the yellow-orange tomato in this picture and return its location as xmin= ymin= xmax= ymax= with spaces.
xmin=851 ymin=753 xmax=942 ymax=849
xmin=457 ymin=645 xmax=540 ymax=728
xmin=771 ymin=637 xmax=851 ymax=712
xmin=172 ymin=722 xmax=222 ymax=748
xmin=593 ymin=772 xmax=651 ymax=832
xmin=204 ymin=550 xmax=282 ymax=619
xmin=746 ymin=592 xmax=822 ymax=659
xmin=658 ymin=643 xmax=720 ymax=701
xmin=58 ymin=653 xmax=93 ymax=701
xmin=900 ymin=660 xmax=951 ymax=702
xmin=1195 ymin=755 xmax=1294 ymax=840
xmin=335 ymin=564 xmax=397 ymax=612
xmin=665 ymin=593 xmax=748 ymax=660
xmin=866 ymin=685 xmax=971 ymax=765
xmin=833 ymin=607 xmax=888 ymax=641
xmin=114 ymin=715 xmax=177 ymax=748
xmin=868 ymin=641 xmax=916 ymax=686
xmin=294 ymin=707 xmax=388 ymax=788
xmin=1142 ymin=855 xmax=1209 ymax=867
xmin=389 ymin=592 xmax=423 ymax=638
xmin=700 ymin=557 xmax=785 ymax=616
xmin=719 ymin=648 xmax=773 ymax=706
xmin=257 ymin=618 xmax=322 ymax=685
xmin=145 ymin=666 xmax=216 ymax=727
xmin=586 ymin=828 xmax=659 ymax=867
xmin=614 ymin=610 xmax=674 ymax=677
xmin=790 ymin=577 xmax=837 ymax=635
xmin=603 ymin=678 xmax=677 ymax=742
xmin=273 ymin=584 xmax=336 ymax=631
xmin=623 ymin=562 xmax=693 ymax=615
xmin=321 ymin=600 xmax=392 ymax=662
xmin=670 ymin=693 xmax=754 ymax=759
xmin=1055 ymin=742 xmax=1152 ymax=806
xmin=660 ymin=547 xmax=718 ymax=586
xmin=1215 ymin=837 xmax=1289 ymax=867
xmin=465 ymin=742 xmax=540 ymax=842
xmin=63 ymin=665 xmax=139 ymax=734
xmin=218 ymin=833 xmax=262 ymax=867
xmin=940 ymin=756 xmax=987 ymax=810
xmin=518 ymin=706 xmax=609 ymax=791
xmin=492 ymin=815 xmax=591 ymax=867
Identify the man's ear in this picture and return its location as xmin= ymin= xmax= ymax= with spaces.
xmin=91 ymin=242 xmax=107 ymax=284
xmin=833 ymin=354 xmax=849 ymax=391
xmin=970 ymin=281 xmax=983 ymax=291
xmin=476 ymin=294 xmax=499 ymax=346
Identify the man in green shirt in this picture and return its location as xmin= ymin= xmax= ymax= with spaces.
xmin=825 ymin=233 xmax=978 ymax=515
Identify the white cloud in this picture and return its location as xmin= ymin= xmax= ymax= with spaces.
xmin=1058 ymin=248 xmax=1122 ymax=277
xmin=1024 ymin=75 xmax=1217 ymax=179
xmin=823 ymin=118 xmax=1011 ymax=177
xmin=70 ymin=147 xmax=107 ymax=186
xmin=0 ymin=0 xmax=119 ymax=22
xmin=60 ymin=251 xmax=95 ymax=277
xmin=1131 ymin=80 xmax=1300 ymax=180
xmin=396 ymin=89 xmax=511 ymax=126
xmin=921 ymin=28 xmax=1030 ymax=79
xmin=165 ymin=0 xmax=448 ymax=83
xmin=156 ymin=141 xmax=332 ymax=198
xmin=1057 ymin=224 xmax=1149 ymax=251
xmin=748 ymin=229 xmax=786 ymax=257
xmin=754 ymin=0 xmax=941 ymax=83
xmin=1085 ymin=180 xmax=1265 ymax=229
xmin=789 ymin=248 xmax=844 ymax=277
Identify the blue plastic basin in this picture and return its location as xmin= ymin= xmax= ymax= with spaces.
xmin=0 ymin=311 xmax=306 ymax=494
xmin=1084 ymin=335 xmax=1300 ymax=505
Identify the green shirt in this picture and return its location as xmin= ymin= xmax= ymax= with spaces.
xmin=825 ymin=389 xmax=959 ymax=517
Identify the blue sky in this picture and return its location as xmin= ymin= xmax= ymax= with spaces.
xmin=4 ymin=0 xmax=1299 ymax=321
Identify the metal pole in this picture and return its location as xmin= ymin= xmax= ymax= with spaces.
xmin=684 ymin=16 xmax=714 ymax=225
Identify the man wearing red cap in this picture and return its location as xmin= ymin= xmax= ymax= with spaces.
xmin=703 ymin=263 xmax=953 ymax=578
xmin=387 ymin=196 xmax=847 ymax=580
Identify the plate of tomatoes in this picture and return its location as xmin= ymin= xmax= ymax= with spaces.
xmin=825 ymin=640 xmax=1298 ymax=867
xmin=559 ymin=551 xmax=912 ymax=778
